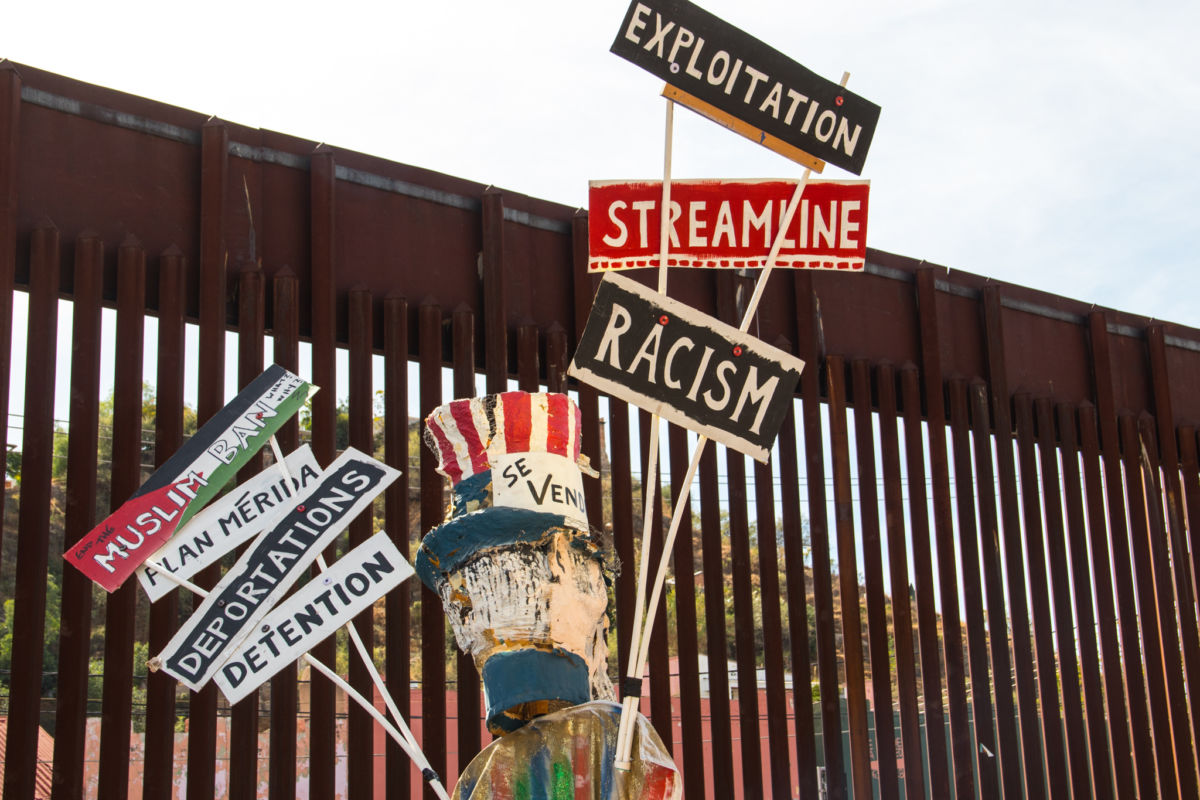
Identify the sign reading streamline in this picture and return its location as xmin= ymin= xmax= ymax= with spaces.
xmin=64 ymin=365 xmax=315 ymax=592
xmin=152 ymin=448 xmax=399 ymax=691
xmin=589 ymin=178 xmax=869 ymax=272
xmin=568 ymin=273 xmax=804 ymax=462
xmin=611 ymin=0 xmax=881 ymax=175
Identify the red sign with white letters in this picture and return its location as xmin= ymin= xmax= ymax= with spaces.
xmin=588 ymin=178 xmax=869 ymax=272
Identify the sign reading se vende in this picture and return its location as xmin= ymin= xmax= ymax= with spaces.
xmin=568 ymin=273 xmax=804 ymax=462
xmin=589 ymin=179 xmax=868 ymax=272
xmin=611 ymin=0 xmax=881 ymax=175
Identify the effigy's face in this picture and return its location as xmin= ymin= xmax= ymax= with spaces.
xmin=436 ymin=525 xmax=614 ymax=733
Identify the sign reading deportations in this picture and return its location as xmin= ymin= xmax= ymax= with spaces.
xmin=611 ymin=0 xmax=880 ymax=175
xmin=154 ymin=448 xmax=399 ymax=691
xmin=569 ymin=273 xmax=804 ymax=462
xmin=589 ymin=178 xmax=869 ymax=272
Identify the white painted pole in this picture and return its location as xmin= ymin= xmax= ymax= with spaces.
xmin=267 ymin=438 xmax=425 ymax=762
xmin=303 ymin=654 xmax=451 ymax=800
xmin=614 ymin=94 xmax=676 ymax=770
xmin=614 ymin=73 xmax=852 ymax=768
xmin=141 ymin=559 xmax=208 ymax=597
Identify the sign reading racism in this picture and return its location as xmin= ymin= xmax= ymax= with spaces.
xmin=588 ymin=179 xmax=869 ymax=272
xmin=136 ymin=446 xmax=322 ymax=603
xmin=491 ymin=452 xmax=589 ymax=531
xmin=568 ymin=273 xmax=804 ymax=462
xmin=214 ymin=531 xmax=413 ymax=704
xmin=64 ymin=365 xmax=316 ymax=592
xmin=153 ymin=448 xmax=399 ymax=691
xmin=611 ymin=0 xmax=881 ymax=175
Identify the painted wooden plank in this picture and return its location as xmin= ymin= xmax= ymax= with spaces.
xmin=661 ymin=85 xmax=825 ymax=170
xmin=610 ymin=0 xmax=881 ymax=174
xmin=587 ymin=179 xmax=868 ymax=272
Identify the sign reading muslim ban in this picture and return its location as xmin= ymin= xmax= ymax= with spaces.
xmin=588 ymin=178 xmax=869 ymax=272
xmin=568 ymin=273 xmax=804 ymax=462
xmin=611 ymin=0 xmax=881 ymax=175
xmin=215 ymin=531 xmax=413 ymax=704
xmin=153 ymin=448 xmax=399 ymax=691
xmin=64 ymin=365 xmax=315 ymax=592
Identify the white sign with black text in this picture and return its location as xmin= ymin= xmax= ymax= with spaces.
xmin=214 ymin=531 xmax=413 ymax=704
xmin=153 ymin=448 xmax=399 ymax=691
xmin=491 ymin=452 xmax=589 ymax=531
xmin=137 ymin=446 xmax=322 ymax=602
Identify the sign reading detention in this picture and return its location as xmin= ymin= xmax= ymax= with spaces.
xmin=611 ymin=0 xmax=880 ymax=175
xmin=214 ymin=531 xmax=413 ymax=704
xmin=589 ymin=178 xmax=869 ymax=272
xmin=153 ymin=448 xmax=399 ymax=691
xmin=568 ymin=273 xmax=804 ymax=462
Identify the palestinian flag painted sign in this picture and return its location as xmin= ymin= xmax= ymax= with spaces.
xmin=64 ymin=365 xmax=316 ymax=592
xmin=588 ymin=179 xmax=869 ymax=272
xmin=153 ymin=447 xmax=399 ymax=691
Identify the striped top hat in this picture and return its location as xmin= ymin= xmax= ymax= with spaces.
xmin=423 ymin=391 xmax=584 ymax=486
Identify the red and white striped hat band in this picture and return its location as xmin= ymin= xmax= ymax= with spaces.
xmin=423 ymin=392 xmax=583 ymax=486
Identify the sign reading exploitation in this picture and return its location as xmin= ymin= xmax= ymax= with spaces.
xmin=64 ymin=365 xmax=316 ymax=592
xmin=611 ymin=0 xmax=881 ymax=175
xmin=136 ymin=446 xmax=322 ymax=603
xmin=588 ymin=178 xmax=869 ymax=272
xmin=568 ymin=273 xmax=804 ymax=462
xmin=153 ymin=448 xmax=399 ymax=691
xmin=214 ymin=531 xmax=413 ymax=704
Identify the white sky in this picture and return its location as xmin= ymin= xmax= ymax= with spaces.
xmin=3 ymin=0 xmax=1199 ymax=335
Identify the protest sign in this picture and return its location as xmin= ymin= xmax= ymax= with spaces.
xmin=568 ymin=273 xmax=804 ymax=461
xmin=152 ymin=448 xmax=398 ymax=691
xmin=588 ymin=178 xmax=869 ymax=272
xmin=611 ymin=0 xmax=880 ymax=174
xmin=64 ymin=364 xmax=315 ymax=592
xmin=214 ymin=531 xmax=412 ymax=704
xmin=136 ymin=446 xmax=322 ymax=602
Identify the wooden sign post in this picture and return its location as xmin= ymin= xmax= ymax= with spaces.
xmin=594 ymin=0 xmax=881 ymax=775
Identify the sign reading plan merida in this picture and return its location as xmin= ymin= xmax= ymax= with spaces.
xmin=568 ymin=273 xmax=804 ymax=462
xmin=611 ymin=0 xmax=881 ymax=175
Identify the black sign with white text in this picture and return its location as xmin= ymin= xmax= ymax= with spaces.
xmin=568 ymin=273 xmax=804 ymax=462
xmin=611 ymin=0 xmax=880 ymax=174
xmin=153 ymin=449 xmax=398 ymax=691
